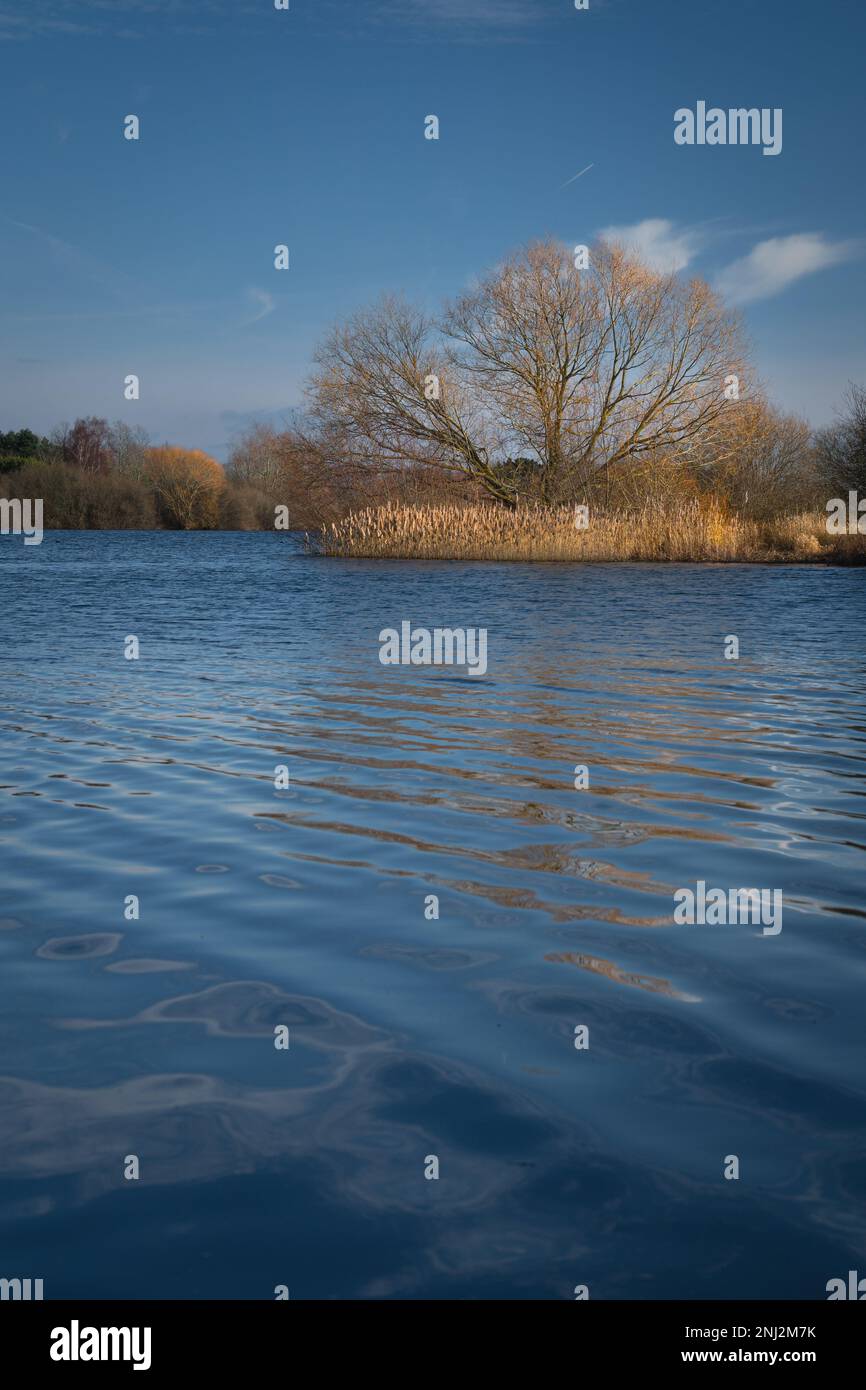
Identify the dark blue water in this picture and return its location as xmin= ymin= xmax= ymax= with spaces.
xmin=2 ymin=531 xmax=865 ymax=1299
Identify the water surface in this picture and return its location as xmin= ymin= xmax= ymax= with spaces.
xmin=1 ymin=531 xmax=865 ymax=1298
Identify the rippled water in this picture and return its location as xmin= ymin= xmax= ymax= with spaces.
xmin=1 ymin=530 xmax=865 ymax=1299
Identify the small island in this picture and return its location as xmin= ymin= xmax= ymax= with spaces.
xmin=4 ymin=239 xmax=864 ymax=563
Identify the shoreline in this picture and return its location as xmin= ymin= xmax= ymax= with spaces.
xmin=4 ymin=524 xmax=864 ymax=565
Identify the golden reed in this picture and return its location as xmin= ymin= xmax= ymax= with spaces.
xmin=317 ymin=500 xmax=865 ymax=564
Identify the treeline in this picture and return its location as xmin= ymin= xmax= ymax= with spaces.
xmin=0 ymin=419 xmax=277 ymax=530
xmin=4 ymin=389 xmax=862 ymax=533
xmin=2 ymin=238 xmax=865 ymax=531
xmin=0 ymin=412 xmax=469 ymax=531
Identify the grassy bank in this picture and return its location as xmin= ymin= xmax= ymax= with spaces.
xmin=317 ymin=500 xmax=866 ymax=564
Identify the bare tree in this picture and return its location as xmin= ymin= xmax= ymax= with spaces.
xmin=816 ymin=383 xmax=866 ymax=493
xmin=444 ymin=239 xmax=746 ymax=501
xmin=307 ymin=239 xmax=748 ymax=505
xmin=108 ymin=421 xmax=150 ymax=479
xmin=226 ymin=419 xmax=367 ymax=527
xmin=226 ymin=423 xmax=288 ymax=491
xmin=56 ymin=417 xmax=113 ymax=473
xmin=689 ymin=398 xmax=817 ymax=516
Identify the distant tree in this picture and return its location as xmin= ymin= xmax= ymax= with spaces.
xmin=57 ymin=417 xmax=113 ymax=473
xmin=108 ymin=421 xmax=150 ymax=479
xmin=218 ymin=481 xmax=274 ymax=530
xmin=0 ymin=428 xmax=40 ymax=457
xmin=0 ymin=427 xmax=57 ymax=473
xmin=144 ymin=446 xmax=224 ymax=528
xmin=686 ymin=398 xmax=818 ymax=518
xmin=816 ymin=384 xmax=866 ymax=494
xmin=226 ymin=423 xmax=288 ymax=492
xmin=226 ymin=420 xmax=358 ymax=528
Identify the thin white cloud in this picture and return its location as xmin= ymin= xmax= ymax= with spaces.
xmin=598 ymin=218 xmax=701 ymax=273
xmin=0 ymin=1 xmax=259 ymax=41
xmin=2 ymin=217 xmax=135 ymax=300
xmin=0 ymin=0 xmax=544 ymax=43
xmin=245 ymin=287 xmax=275 ymax=324
xmin=316 ymin=0 xmax=549 ymax=43
xmin=379 ymin=0 xmax=541 ymax=27
xmin=714 ymin=233 xmax=862 ymax=305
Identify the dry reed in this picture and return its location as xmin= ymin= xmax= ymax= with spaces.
xmin=316 ymin=500 xmax=866 ymax=564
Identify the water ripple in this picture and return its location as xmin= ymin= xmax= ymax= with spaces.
xmin=1 ymin=533 xmax=865 ymax=1297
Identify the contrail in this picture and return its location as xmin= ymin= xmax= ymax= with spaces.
xmin=559 ymin=163 xmax=594 ymax=189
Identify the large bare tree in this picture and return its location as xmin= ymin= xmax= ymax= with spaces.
xmin=308 ymin=238 xmax=748 ymax=505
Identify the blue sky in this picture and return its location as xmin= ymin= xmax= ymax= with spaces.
xmin=1 ymin=0 xmax=864 ymax=460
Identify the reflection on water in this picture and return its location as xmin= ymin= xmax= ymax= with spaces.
xmin=1 ymin=531 xmax=865 ymax=1298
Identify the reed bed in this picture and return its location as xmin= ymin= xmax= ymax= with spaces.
xmin=316 ymin=500 xmax=866 ymax=564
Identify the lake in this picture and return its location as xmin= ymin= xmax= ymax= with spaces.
xmin=1 ymin=530 xmax=865 ymax=1299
